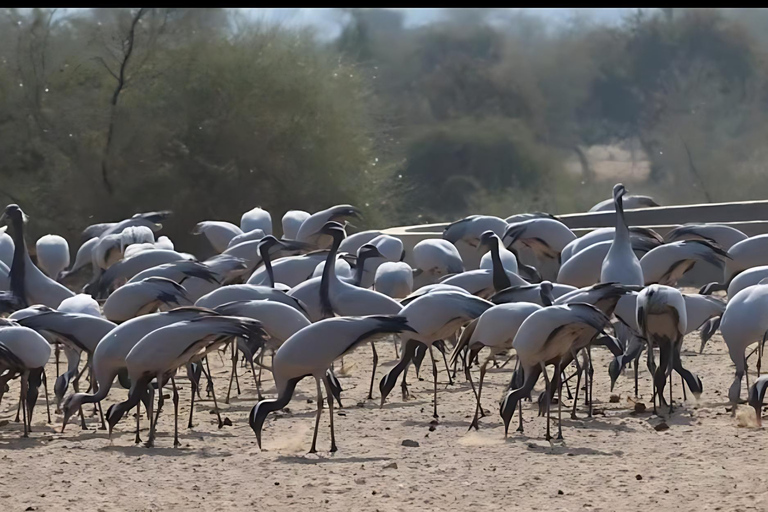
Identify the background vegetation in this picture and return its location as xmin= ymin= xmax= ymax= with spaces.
xmin=3 ymin=8 xmax=768 ymax=251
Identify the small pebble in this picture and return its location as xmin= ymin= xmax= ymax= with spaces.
xmin=383 ymin=462 xmax=398 ymax=470
xmin=654 ymin=422 xmax=669 ymax=432
xmin=402 ymin=439 xmax=419 ymax=447
xmin=636 ymin=474 xmax=643 ymax=480
xmin=609 ymin=395 xmax=620 ymax=403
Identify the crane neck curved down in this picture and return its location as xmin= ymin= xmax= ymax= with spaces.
xmin=250 ymin=375 xmax=303 ymax=442
xmin=259 ymin=246 xmax=275 ymax=288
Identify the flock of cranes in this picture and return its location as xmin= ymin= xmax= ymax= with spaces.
xmin=1 ymin=182 xmax=767 ymax=452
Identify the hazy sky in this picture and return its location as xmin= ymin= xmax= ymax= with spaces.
xmin=45 ymin=8 xmax=643 ymax=38
xmin=237 ymin=8 xmax=641 ymax=38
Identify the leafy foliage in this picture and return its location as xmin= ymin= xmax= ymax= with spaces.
xmin=2 ymin=7 xmax=768 ymax=251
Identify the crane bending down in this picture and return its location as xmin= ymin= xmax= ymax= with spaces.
xmin=250 ymin=315 xmax=415 ymax=453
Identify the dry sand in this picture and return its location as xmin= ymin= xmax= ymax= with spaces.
xmin=1 ymin=327 xmax=767 ymax=511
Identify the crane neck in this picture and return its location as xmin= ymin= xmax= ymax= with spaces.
xmin=614 ymin=194 xmax=630 ymax=242
xmin=353 ymin=252 xmax=373 ymax=287
xmin=259 ymin=245 xmax=275 ymax=288
xmin=539 ymin=287 xmax=554 ymax=307
xmin=319 ymin=231 xmax=344 ymax=318
xmin=490 ymin=238 xmax=511 ymax=291
xmin=250 ymin=376 xmax=303 ymax=447
xmin=7 ymin=213 xmax=27 ymax=307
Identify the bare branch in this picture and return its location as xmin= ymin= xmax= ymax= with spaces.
xmin=94 ymin=56 xmax=119 ymax=81
xmin=100 ymin=7 xmax=151 ymax=195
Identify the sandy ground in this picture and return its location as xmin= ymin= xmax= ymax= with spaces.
xmin=1 ymin=322 xmax=767 ymax=511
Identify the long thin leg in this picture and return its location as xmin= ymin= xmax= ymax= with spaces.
xmin=681 ymin=374 xmax=687 ymax=401
xmin=233 ymin=352 xmax=240 ymax=396
xmin=250 ymin=359 xmax=262 ymax=401
xmin=466 ymin=359 xmax=479 ymax=431
xmin=477 ymin=362 xmax=487 ymax=419
xmin=429 ymin=345 xmax=439 ymax=419
xmin=226 ymin=341 xmax=236 ymax=404
xmin=323 ymin=377 xmax=337 ymax=452
xmin=188 ymin=376 xmax=196 ymax=429
xmin=201 ymin=357 xmax=213 ymax=398
xmin=367 ymin=342 xmax=378 ymax=400
xmin=571 ymin=356 xmax=582 ymax=420
xmin=556 ymin=361 xmax=564 ymax=440
xmin=393 ymin=336 xmax=399 ymax=359
xmin=55 ymin=344 xmax=60 ymax=379
xmin=42 ymin=371 xmax=51 ymax=424
xmin=87 ymin=364 xmax=98 ymax=418
xmin=256 ymin=350 xmax=265 ymax=400
xmin=97 ymin=401 xmax=106 ymax=430
xmin=171 ymin=377 xmax=180 ymax=448
xmin=468 ymin=360 xmax=487 ymax=431
xmin=654 ymin=343 xmax=673 ymax=414
xmin=562 ymin=369 xmax=573 ymax=400
xmin=669 ymin=366 xmax=674 ymax=415
xmin=309 ymin=378 xmax=323 ymax=454
xmin=542 ymin=363 xmax=551 ymax=441
xmin=204 ymin=357 xmax=224 ymax=428
xmin=21 ymin=372 xmax=29 ymax=437
xmin=147 ymin=377 xmax=162 ymax=448
xmin=72 ymin=371 xmax=87 ymax=430
xmin=634 ymin=353 xmax=639 ymax=398
xmin=400 ymin=364 xmax=410 ymax=401
xmin=15 ymin=394 xmax=20 ymax=423
xmin=746 ymin=358 xmax=751 ymax=390
xmin=135 ymin=400 xmax=142 ymax=444
xmin=439 ymin=343 xmax=453 ymax=385
xmin=587 ymin=345 xmax=594 ymax=418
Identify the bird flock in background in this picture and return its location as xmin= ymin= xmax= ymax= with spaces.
xmin=0 ymin=182 xmax=767 ymax=452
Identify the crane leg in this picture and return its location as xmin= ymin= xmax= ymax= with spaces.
xmin=250 ymin=359 xmax=262 ymax=402
xmin=323 ymin=376 xmax=338 ymax=453
xmin=187 ymin=374 xmax=196 ymax=429
xmin=171 ymin=377 xmax=180 ymax=448
xmin=367 ymin=342 xmax=378 ymax=400
xmin=556 ymin=361 xmax=564 ymax=440
xmin=204 ymin=357 xmax=224 ymax=429
xmin=21 ymin=372 xmax=29 ymax=438
xmin=587 ymin=345 xmax=594 ymax=418
xmin=571 ymin=356 xmax=582 ymax=420
xmin=309 ymin=378 xmax=323 ymax=454
xmin=147 ymin=376 xmax=162 ymax=448
xmin=466 ymin=363 xmax=479 ymax=431
xmin=226 ymin=342 xmax=236 ymax=404
xmin=135 ymin=400 xmax=142 ymax=444
xmin=542 ymin=363 xmax=551 ymax=441
xmin=401 ymin=365 xmax=410 ymax=401
xmin=42 ymin=371 xmax=51 ymax=424
xmin=429 ymin=345 xmax=439 ymax=420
